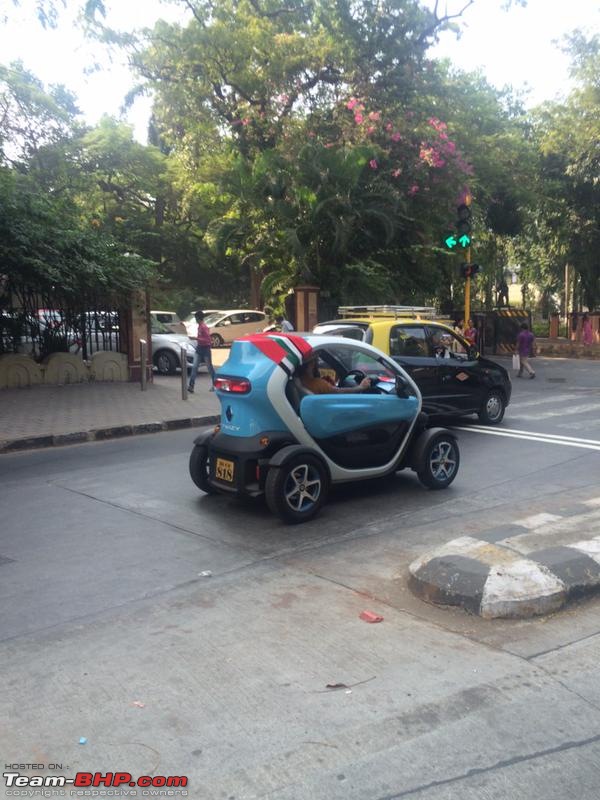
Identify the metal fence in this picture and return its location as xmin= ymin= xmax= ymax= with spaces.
xmin=0 ymin=288 xmax=121 ymax=361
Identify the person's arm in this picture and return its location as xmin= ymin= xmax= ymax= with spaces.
xmin=333 ymin=377 xmax=371 ymax=394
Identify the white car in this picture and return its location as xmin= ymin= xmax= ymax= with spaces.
xmin=185 ymin=309 xmax=267 ymax=346
xmin=150 ymin=310 xmax=187 ymax=335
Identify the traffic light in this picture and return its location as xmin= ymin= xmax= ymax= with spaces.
xmin=456 ymin=203 xmax=472 ymax=248
xmin=460 ymin=262 xmax=480 ymax=279
xmin=444 ymin=203 xmax=473 ymax=249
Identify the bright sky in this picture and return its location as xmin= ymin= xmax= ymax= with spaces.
xmin=429 ymin=0 xmax=600 ymax=106
xmin=2 ymin=0 xmax=599 ymax=142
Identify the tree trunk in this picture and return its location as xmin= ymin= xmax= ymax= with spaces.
xmin=250 ymin=265 xmax=261 ymax=309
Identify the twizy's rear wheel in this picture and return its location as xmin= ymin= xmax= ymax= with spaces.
xmin=265 ymin=454 xmax=328 ymax=524
xmin=189 ymin=444 xmax=217 ymax=494
xmin=417 ymin=435 xmax=459 ymax=490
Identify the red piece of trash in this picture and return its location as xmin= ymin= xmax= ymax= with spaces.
xmin=359 ymin=610 xmax=383 ymax=623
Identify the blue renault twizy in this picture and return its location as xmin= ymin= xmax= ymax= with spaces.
xmin=189 ymin=333 xmax=459 ymax=523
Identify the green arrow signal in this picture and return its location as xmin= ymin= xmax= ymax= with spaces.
xmin=458 ymin=234 xmax=471 ymax=247
xmin=445 ymin=235 xmax=457 ymax=248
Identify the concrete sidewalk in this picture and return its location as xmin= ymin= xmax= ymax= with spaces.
xmin=0 ymin=372 xmax=220 ymax=452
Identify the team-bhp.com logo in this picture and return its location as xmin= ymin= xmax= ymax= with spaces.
xmin=3 ymin=771 xmax=188 ymax=796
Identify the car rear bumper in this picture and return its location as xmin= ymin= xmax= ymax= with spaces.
xmin=202 ymin=430 xmax=296 ymax=496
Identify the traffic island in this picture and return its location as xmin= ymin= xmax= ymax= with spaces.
xmin=409 ymin=533 xmax=600 ymax=619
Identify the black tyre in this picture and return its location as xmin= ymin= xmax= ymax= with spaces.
xmin=210 ymin=333 xmax=224 ymax=347
xmin=154 ymin=349 xmax=178 ymax=375
xmin=189 ymin=445 xmax=216 ymax=494
xmin=417 ymin=435 xmax=459 ymax=490
xmin=478 ymin=390 xmax=505 ymax=425
xmin=265 ymin=454 xmax=328 ymax=524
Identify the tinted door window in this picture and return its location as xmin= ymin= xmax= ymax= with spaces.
xmin=389 ymin=326 xmax=428 ymax=357
xmin=426 ymin=325 xmax=483 ymax=412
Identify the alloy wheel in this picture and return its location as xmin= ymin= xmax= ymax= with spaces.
xmin=283 ymin=463 xmax=322 ymax=512
xmin=429 ymin=440 xmax=458 ymax=482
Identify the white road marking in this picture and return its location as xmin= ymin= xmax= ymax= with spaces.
xmin=511 ymin=402 xmax=600 ymax=421
xmin=509 ymin=393 xmax=578 ymax=409
xmin=585 ymin=497 xmax=600 ymax=508
xmin=454 ymin=426 xmax=600 ymax=451
xmin=497 ymin=509 xmax=600 ymax=553
xmin=465 ymin=425 xmax=600 ymax=446
xmin=513 ymin=513 xmax=563 ymax=529
xmin=569 ymin=537 xmax=600 ymax=565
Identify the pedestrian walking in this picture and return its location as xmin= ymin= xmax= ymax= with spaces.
xmin=516 ymin=322 xmax=536 ymax=379
xmin=188 ymin=310 xmax=215 ymax=392
xmin=464 ymin=318 xmax=477 ymax=346
xmin=277 ymin=314 xmax=294 ymax=333
xmin=453 ymin=318 xmax=465 ymax=352
xmin=582 ymin=313 xmax=594 ymax=346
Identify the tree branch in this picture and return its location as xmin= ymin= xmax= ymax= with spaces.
xmin=246 ymin=0 xmax=307 ymax=19
xmin=417 ymin=0 xmax=475 ymax=44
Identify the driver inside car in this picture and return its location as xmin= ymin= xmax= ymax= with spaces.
xmin=298 ymin=354 xmax=372 ymax=394
xmin=431 ymin=332 xmax=453 ymax=359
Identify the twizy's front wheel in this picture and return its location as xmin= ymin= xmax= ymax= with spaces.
xmin=265 ymin=454 xmax=328 ymax=524
xmin=416 ymin=434 xmax=460 ymax=490
xmin=189 ymin=444 xmax=216 ymax=494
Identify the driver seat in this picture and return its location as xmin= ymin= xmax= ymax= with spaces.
xmin=285 ymin=377 xmax=314 ymax=415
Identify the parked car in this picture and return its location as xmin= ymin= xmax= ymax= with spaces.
xmin=70 ymin=311 xmax=120 ymax=356
xmin=150 ymin=310 xmax=187 ymax=335
xmin=1 ymin=312 xmax=76 ymax=356
xmin=313 ymin=311 xmax=511 ymax=424
xmin=151 ymin=319 xmax=198 ymax=375
xmin=184 ymin=309 xmax=267 ymax=347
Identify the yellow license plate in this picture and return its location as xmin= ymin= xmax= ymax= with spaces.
xmin=215 ymin=457 xmax=235 ymax=483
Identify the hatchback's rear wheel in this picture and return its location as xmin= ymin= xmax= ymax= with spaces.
xmin=210 ymin=333 xmax=224 ymax=347
xmin=265 ymin=454 xmax=328 ymax=523
xmin=478 ymin=390 xmax=505 ymax=425
xmin=417 ymin=435 xmax=459 ymax=490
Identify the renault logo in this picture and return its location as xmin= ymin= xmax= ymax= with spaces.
xmin=225 ymin=405 xmax=233 ymax=422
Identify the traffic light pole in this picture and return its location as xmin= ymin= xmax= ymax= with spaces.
xmin=464 ymin=246 xmax=471 ymax=324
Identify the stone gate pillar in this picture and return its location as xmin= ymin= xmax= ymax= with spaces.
xmin=120 ymin=290 xmax=152 ymax=383
xmin=293 ymin=285 xmax=320 ymax=332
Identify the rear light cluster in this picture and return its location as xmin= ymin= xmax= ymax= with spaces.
xmin=214 ymin=376 xmax=251 ymax=394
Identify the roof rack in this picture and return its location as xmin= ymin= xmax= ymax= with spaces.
xmin=337 ymin=305 xmax=439 ymax=320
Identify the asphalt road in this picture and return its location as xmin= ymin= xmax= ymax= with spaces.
xmin=2 ymin=356 xmax=600 ymax=799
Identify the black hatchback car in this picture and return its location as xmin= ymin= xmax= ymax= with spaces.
xmin=313 ymin=317 xmax=512 ymax=424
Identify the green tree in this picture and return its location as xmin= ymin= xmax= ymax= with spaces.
xmin=526 ymin=32 xmax=600 ymax=310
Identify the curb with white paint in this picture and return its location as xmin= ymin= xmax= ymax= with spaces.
xmin=408 ymin=500 xmax=600 ymax=619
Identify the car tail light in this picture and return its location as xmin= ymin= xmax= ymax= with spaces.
xmin=214 ymin=377 xmax=251 ymax=394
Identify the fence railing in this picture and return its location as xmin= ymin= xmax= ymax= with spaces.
xmin=0 ymin=297 xmax=121 ymax=361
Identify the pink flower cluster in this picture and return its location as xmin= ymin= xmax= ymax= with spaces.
xmin=346 ymin=98 xmax=401 ymax=142
xmin=419 ymin=144 xmax=445 ymax=168
xmin=342 ymin=98 xmax=474 ymax=187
